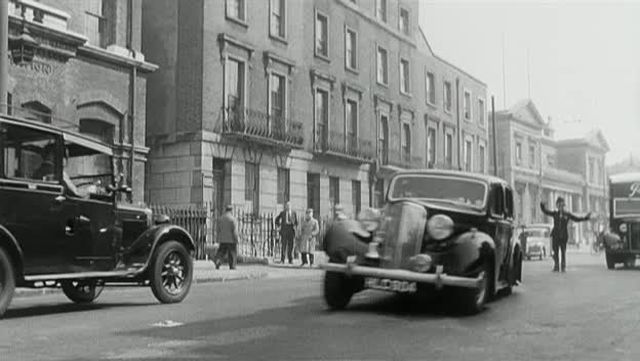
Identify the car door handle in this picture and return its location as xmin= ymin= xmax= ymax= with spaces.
xmin=54 ymin=195 xmax=66 ymax=203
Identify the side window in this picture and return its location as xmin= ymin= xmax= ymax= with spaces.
xmin=504 ymin=186 xmax=514 ymax=219
xmin=1 ymin=123 xmax=60 ymax=183
xmin=491 ymin=184 xmax=504 ymax=218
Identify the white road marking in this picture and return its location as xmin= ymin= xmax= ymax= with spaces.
xmin=151 ymin=320 xmax=184 ymax=328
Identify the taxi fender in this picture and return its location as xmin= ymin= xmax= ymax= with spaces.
xmin=124 ymin=224 xmax=195 ymax=272
xmin=450 ymin=230 xmax=496 ymax=276
xmin=0 ymin=225 xmax=23 ymax=277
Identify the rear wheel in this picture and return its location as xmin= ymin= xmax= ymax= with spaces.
xmin=323 ymin=271 xmax=354 ymax=310
xmin=0 ymin=248 xmax=16 ymax=317
xmin=149 ymin=241 xmax=193 ymax=304
xmin=605 ymin=253 xmax=616 ymax=270
xmin=61 ymin=280 xmax=103 ymax=304
xmin=624 ymin=257 xmax=636 ymax=269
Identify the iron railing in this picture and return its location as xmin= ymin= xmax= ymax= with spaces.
xmin=222 ymin=106 xmax=304 ymax=148
xmin=314 ymin=129 xmax=375 ymax=161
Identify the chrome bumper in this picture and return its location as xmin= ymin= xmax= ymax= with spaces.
xmin=320 ymin=262 xmax=483 ymax=289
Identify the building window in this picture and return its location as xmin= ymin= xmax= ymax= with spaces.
xmin=443 ymin=81 xmax=452 ymax=112
xmin=227 ymin=0 xmax=246 ymax=22
xmin=269 ymin=73 xmax=286 ymax=127
xmin=379 ymin=114 xmax=389 ymax=163
xmin=445 ymin=132 xmax=453 ymax=167
xmin=315 ymin=88 xmax=329 ymax=148
xmin=329 ymin=176 xmax=340 ymax=208
xmin=400 ymin=59 xmax=410 ymax=94
xmin=464 ymin=138 xmax=473 ymax=171
xmin=22 ymin=101 xmax=52 ymax=124
xmin=377 ymin=46 xmax=388 ymax=85
xmin=79 ymin=119 xmax=115 ymax=144
xmin=270 ymin=0 xmax=286 ymax=38
xmin=245 ymin=162 xmax=259 ymax=212
xmin=399 ymin=7 xmax=409 ymax=35
xmin=375 ymin=0 xmax=387 ymax=22
xmin=346 ymin=99 xmax=358 ymax=152
xmin=345 ymin=27 xmax=357 ymax=70
xmin=529 ymin=144 xmax=536 ymax=168
xmin=589 ymin=156 xmax=595 ymax=183
xmin=478 ymin=98 xmax=486 ymax=126
xmin=277 ymin=167 xmax=290 ymax=204
xmin=426 ymin=72 xmax=435 ymax=105
xmin=84 ymin=0 xmax=108 ymax=47
xmin=427 ymin=126 xmax=436 ymax=166
xmin=315 ymin=11 xmax=328 ymax=58
xmin=226 ymin=58 xmax=245 ymax=112
xmin=515 ymin=141 xmax=522 ymax=164
xmin=479 ymin=143 xmax=486 ymax=173
xmin=463 ymin=90 xmax=471 ymax=120
xmin=547 ymin=154 xmax=555 ymax=167
xmin=6 ymin=92 xmax=12 ymax=115
xmin=352 ymin=180 xmax=361 ymax=216
xmin=401 ymin=123 xmax=411 ymax=162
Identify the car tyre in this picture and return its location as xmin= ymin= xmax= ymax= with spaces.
xmin=61 ymin=280 xmax=103 ymax=304
xmin=605 ymin=253 xmax=616 ymax=270
xmin=457 ymin=259 xmax=492 ymax=315
xmin=149 ymin=241 xmax=193 ymax=304
xmin=624 ymin=257 xmax=635 ymax=269
xmin=323 ymin=271 xmax=354 ymax=310
xmin=0 ymin=247 xmax=16 ymax=317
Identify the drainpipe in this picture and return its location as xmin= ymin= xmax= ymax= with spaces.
xmin=491 ymin=96 xmax=498 ymax=176
xmin=127 ymin=0 xmax=136 ymax=203
xmin=456 ymin=78 xmax=461 ymax=170
xmin=0 ymin=0 xmax=8 ymax=115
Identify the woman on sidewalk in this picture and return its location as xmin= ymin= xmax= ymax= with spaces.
xmin=298 ymin=208 xmax=320 ymax=267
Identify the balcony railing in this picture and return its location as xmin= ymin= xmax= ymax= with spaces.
xmin=378 ymin=148 xmax=423 ymax=169
xmin=314 ymin=129 xmax=375 ymax=162
xmin=222 ymin=107 xmax=304 ymax=148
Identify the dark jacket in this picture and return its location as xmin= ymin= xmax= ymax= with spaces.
xmin=540 ymin=203 xmax=589 ymax=243
xmin=217 ymin=211 xmax=239 ymax=244
xmin=275 ymin=210 xmax=298 ymax=237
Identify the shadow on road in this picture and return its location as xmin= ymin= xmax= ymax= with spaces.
xmin=4 ymin=301 xmax=156 ymax=320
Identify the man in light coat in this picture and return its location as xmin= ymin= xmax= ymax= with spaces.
xmin=214 ymin=205 xmax=240 ymax=270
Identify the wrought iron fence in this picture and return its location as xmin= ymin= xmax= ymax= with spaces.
xmin=314 ymin=129 xmax=375 ymax=160
xmin=149 ymin=203 xmax=333 ymax=260
xmin=221 ymin=106 xmax=304 ymax=147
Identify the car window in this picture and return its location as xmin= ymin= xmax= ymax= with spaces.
xmin=490 ymin=185 xmax=504 ymax=217
xmin=504 ymin=186 xmax=514 ymax=219
xmin=64 ymin=140 xmax=114 ymax=198
xmin=0 ymin=123 xmax=61 ymax=183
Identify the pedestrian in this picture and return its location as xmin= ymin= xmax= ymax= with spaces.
xmin=214 ymin=205 xmax=239 ymax=270
xmin=298 ymin=208 xmax=320 ymax=267
xmin=518 ymin=226 xmax=528 ymax=257
xmin=275 ymin=202 xmax=298 ymax=264
xmin=540 ymin=197 xmax=591 ymax=272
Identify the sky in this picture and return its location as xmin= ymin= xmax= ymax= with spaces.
xmin=419 ymin=0 xmax=640 ymax=164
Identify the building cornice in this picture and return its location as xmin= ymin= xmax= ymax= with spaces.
xmin=78 ymin=45 xmax=158 ymax=73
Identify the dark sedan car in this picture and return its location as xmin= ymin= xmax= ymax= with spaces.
xmin=321 ymin=170 xmax=523 ymax=314
xmin=0 ymin=116 xmax=195 ymax=317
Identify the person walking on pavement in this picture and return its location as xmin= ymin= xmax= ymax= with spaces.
xmin=275 ymin=202 xmax=298 ymax=264
xmin=540 ymin=197 xmax=591 ymax=273
xmin=298 ymin=208 xmax=320 ymax=267
xmin=214 ymin=205 xmax=240 ymax=270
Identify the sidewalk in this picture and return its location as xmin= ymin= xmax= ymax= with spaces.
xmin=14 ymin=252 xmax=327 ymax=298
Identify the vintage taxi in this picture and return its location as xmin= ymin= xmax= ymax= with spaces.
xmin=523 ymin=224 xmax=552 ymax=260
xmin=0 ymin=116 xmax=195 ymax=317
xmin=603 ymin=172 xmax=640 ymax=269
xmin=321 ymin=170 xmax=523 ymax=314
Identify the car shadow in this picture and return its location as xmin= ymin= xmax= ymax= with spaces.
xmin=3 ymin=301 xmax=156 ymax=320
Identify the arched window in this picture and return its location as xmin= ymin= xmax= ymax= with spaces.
xmin=22 ymin=101 xmax=52 ymax=124
xmin=79 ymin=118 xmax=115 ymax=144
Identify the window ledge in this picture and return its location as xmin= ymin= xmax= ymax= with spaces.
xmin=426 ymin=101 xmax=437 ymax=109
xmin=226 ymin=15 xmax=248 ymax=28
xmin=314 ymin=53 xmax=331 ymax=63
xmin=269 ymin=34 xmax=288 ymax=45
xmin=444 ymin=108 xmax=452 ymax=115
xmin=400 ymin=91 xmax=412 ymax=98
xmin=376 ymin=80 xmax=389 ymax=88
xmin=346 ymin=66 xmax=359 ymax=75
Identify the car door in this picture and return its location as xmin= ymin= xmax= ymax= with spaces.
xmin=0 ymin=122 xmax=77 ymax=275
xmin=488 ymin=184 xmax=510 ymax=278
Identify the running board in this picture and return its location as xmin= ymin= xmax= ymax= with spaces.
xmin=24 ymin=270 xmax=139 ymax=282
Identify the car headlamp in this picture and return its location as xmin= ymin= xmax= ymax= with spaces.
xmin=619 ymin=223 xmax=628 ymax=233
xmin=427 ymin=214 xmax=454 ymax=240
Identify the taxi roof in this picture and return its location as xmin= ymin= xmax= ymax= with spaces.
xmin=391 ymin=169 xmax=509 ymax=187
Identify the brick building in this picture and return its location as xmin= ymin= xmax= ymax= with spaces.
xmin=142 ymin=0 xmax=488 ymax=217
xmin=495 ymin=100 xmax=609 ymax=244
xmin=5 ymin=0 xmax=156 ymax=202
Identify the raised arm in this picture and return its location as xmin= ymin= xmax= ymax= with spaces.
xmin=568 ymin=211 xmax=591 ymax=222
xmin=540 ymin=202 xmax=554 ymax=216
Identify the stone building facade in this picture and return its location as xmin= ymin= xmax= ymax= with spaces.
xmin=142 ymin=0 xmax=488 ymax=217
xmin=495 ymin=100 xmax=609 ymax=244
xmin=5 ymin=0 xmax=156 ymax=202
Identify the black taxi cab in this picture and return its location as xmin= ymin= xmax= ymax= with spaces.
xmin=603 ymin=172 xmax=640 ymax=269
xmin=321 ymin=170 xmax=523 ymax=314
xmin=0 ymin=116 xmax=195 ymax=317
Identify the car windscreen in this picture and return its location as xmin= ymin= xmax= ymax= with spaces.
xmin=388 ymin=175 xmax=487 ymax=208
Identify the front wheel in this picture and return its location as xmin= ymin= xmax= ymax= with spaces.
xmin=456 ymin=260 xmax=492 ymax=315
xmin=149 ymin=241 xmax=193 ymax=304
xmin=61 ymin=280 xmax=104 ymax=304
xmin=323 ymin=271 xmax=354 ymax=310
xmin=605 ymin=253 xmax=616 ymax=270
xmin=0 ymin=248 xmax=16 ymax=317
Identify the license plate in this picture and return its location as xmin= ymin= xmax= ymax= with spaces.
xmin=364 ymin=277 xmax=417 ymax=293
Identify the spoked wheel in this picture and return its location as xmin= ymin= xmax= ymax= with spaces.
xmin=61 ymin=280 xmax=104 ymax=304
xmin=150 ymin=241 xmax=193 ymax=304
xmin=0 ymin=248 xmax=16 ymax=317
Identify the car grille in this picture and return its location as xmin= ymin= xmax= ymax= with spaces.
xmin=379 ymin=202 xmax=427 ymax=269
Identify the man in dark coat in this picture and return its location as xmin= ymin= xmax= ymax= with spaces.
xmin=275 ymin=202 xmax=298 ymax=264
xmin=540 ymin=197 xmax=591 ymax=272
xmin=214 ymin=205 xmax=240 ymax=270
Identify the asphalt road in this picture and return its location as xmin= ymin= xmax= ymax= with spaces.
xmin=2 ymin=252 xmax=640 ymax=361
